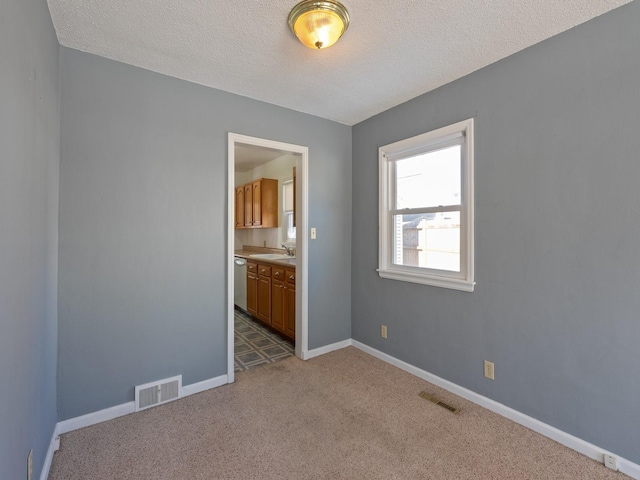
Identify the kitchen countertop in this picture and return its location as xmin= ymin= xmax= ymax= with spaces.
xmin=234 ymin=249 xmax=296 ymax=268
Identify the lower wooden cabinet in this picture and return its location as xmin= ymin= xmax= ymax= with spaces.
xmin=271 ymin=279 xmax=285 ymax=332
xmin=257 ymin=274 xmax=271 ymax=324
xmin=246 ymin=260 xmax=295 ymax=340
xmin=246 ymin=262 xmax=258 ymax=317
xmin=271 ymin=267 xmax=285 ymax=332
xmin=284 ymin=270 xmax=296 ymax=339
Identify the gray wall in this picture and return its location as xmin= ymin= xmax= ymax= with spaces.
xmin=352 ymin=2 xmax=640 ymax=464
xmin=0 ymin=1 xmax=60 ymax=479
xmin=58 ymin=48 xmax=351 ymax=420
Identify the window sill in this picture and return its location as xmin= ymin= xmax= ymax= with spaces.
xmin=377 ymin=269 xmax=475 ymax=292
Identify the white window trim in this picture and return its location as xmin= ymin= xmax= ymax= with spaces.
xmin=378 ymin=118 xmax=475 ymax=292
xmin=282 ymin=179 xmax=296 ymax=243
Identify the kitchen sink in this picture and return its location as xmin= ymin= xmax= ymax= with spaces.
xmin=249 ymin=253 xmax=295 ymax=260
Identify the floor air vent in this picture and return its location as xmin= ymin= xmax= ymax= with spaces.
xmin=419 ymin=391 xmax=461 ymax=414
xmin=135 ymin=375 xmax=182 ymax=412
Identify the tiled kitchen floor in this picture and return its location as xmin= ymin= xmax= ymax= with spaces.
xmin=234 ymin=309 xmax=294 ymax=372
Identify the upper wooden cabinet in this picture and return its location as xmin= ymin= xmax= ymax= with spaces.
xmin=235 ymin=187 xmax=245 ymax=228
xmin=236 ymin=178 xmax=278 ymax=229
xmin=252 ymin=181 xmax=262 ymax=226
xmin=243 ymin=184 xmax=253 ymax=227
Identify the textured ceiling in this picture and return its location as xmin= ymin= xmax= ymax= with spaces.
xmin=47 ymin=0 xmax=631 ymax=125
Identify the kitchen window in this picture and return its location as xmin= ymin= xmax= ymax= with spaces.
xmin=282 ymin=180 xmax=296 ymax=242
xmin=378 ymin=118 xmax=475 ymax=292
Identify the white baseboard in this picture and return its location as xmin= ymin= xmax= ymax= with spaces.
xmin=351 ymin=340 xmax=640 ymax=480
xmin=57 ymin=374 xmax=230 ymax=437
xmin=57 ymin=374 xmax=229 ymax=436
xmin=181 ymin=374 xmax=228 ymax=397
xmin=57 ymin=401 xmax=136 ymax=435
xmin=619 ymin=459 xmax=640 ymax=480
xmin=306 ymin=339 xmax=352 ymax=359
xmin=40 ymin=427 xmax=60 ymax=480
xmin=42 ymin=374 xmax=230 ymax=480
xmin=43 ymin=351 xmax=640 ymax=480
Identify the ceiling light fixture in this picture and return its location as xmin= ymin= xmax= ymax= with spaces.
xmin=288 ymin=0 xmax=350 ymax=50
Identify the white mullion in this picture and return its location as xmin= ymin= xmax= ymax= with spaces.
xmin=459 ymin=203 xmax=467 ymax=278
xmin=379 ymin=151 xmax=391 ymax=271
xmin=390 ymin=157 xmax=397 ymax=211
xmin=390 ymin=159 xmax=399 ymax=265
xmin=387 ymin=157 xmax=394 ymax=267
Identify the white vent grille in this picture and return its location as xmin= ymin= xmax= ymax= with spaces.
xmin=135 ymin=375 xmax=182 ymax=412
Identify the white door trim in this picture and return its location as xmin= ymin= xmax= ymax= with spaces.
xmin=227 ymin=133 xmax=309 ymax=382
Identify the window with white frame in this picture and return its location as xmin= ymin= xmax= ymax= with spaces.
xmin=378 ymin=118 xmax=475 ymax=292
xmin=282 ymin=180 xmax=296 ymax=243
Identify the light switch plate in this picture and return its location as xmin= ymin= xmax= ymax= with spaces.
xmin=310 ymin=227 xmax=317 ymax=239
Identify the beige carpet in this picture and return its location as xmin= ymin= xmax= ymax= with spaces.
xmin=48 ymin=347 xmax=629 ymax=479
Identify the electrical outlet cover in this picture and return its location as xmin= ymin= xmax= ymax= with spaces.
xmin=604 ymin=454 xmax=618 ymax=471
xmin=484 ymin=360 xmax=495 ymax=380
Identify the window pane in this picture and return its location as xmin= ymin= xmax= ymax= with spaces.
xmin=286 ymin=212 xmax=296 ymax=240
xmin=283 ymin=181 xmax=294 ymax=212
xmin=395 ymin=145 xmax=461 ymax=209
xmin=393 ymin=211 xmax=460 ymax=272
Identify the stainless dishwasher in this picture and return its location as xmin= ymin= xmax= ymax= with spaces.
xmin=233 ymin=257 xmax=247 ymax=311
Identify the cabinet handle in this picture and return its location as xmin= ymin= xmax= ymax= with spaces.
xmin=289 ymin=275 xmax=295 ymax=281
xmin=274 ymin=272 xmax=280 ymax=276
xmin=261 ymin=269 xmax=266 ymax=274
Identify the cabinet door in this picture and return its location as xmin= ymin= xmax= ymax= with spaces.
xmin=271 ymin=279 xmax=285 ymax=333
xmin=246 ymin=271 xmax=258 ymax=317
xmin=235 ymin=187 xmax=245 ymax=228
xmin=284 ymin=268 xmax=296 ymax=339
xmin=284 ymin=282 xmax=296 ymax=340
xmin=257 ymin=275 xmax=271 ymax=324
xmin=259 ymin=179 xmax=278 ymax=228
xmin=252 ymin=181 xmax=262 ymax=226
xmin=244 ymin=184 xmax=253 ymax=227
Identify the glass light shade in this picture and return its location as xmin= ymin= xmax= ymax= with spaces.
xmin=288 ymin=1 xmax=350 ymax=50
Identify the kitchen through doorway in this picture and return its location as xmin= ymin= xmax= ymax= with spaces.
xmin=227 ymin=133 xmax=309 ymax=383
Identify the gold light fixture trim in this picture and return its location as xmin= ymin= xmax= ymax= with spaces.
xmin=288 ymin=0 xmax=350 ymax=50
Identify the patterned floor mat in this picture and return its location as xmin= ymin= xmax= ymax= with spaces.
xmin=234 ymin=309 xmax=295 ymax=372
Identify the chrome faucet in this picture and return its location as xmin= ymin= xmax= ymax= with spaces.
xmin=281 ymin=244 xmax=294 ymax=256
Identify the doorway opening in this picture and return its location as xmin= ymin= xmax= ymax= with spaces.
xmin=227 ymin=133 xmax=309 ymax=383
